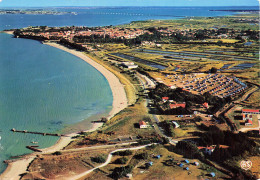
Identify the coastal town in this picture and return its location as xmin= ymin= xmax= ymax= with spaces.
xmin=0 ymin=9 xmax=77 ymax=15
xmin=14 ymin=20 xmax=259 ymax=44
xmin=1 ymin=9 xmax=260 ymax=180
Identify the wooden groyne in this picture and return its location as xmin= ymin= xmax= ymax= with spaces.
xmin=91 ymin=120 xmax=104 ymax=123
xmin=91 ymin=117 xmax=108 ymax=123
xmin=26 ymin=145 xmax=42 ymax=152
xmin=10 ymin=128 xmax=64 ymax=137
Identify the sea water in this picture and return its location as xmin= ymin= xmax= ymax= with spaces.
xmin=0 ymin=6 xmax=258 ymax=173
xmin=0 ymin=33 xmax=112 ymax=172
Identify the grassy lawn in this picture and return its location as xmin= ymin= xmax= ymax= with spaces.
xmin=118 ymin=14 xmax=259 ymax=30
xmin=227 ymin=105 xmax=242 ymax=130
xmin=102 ymin=100 xmax=156 ymax=137
xmin=207 ymin=39 xmax=240 ymax=43
xmin=71 ymin=99 xmax=156 ymax=144
xmin=245 ymin=89 xmax=260 ymax=107
xmin=131 ymin=145 xmax=228 ymax=180
xmin=23 ymin=149 xmax=112 ymax=180
xmin=84 ymin=144 xmax=230 ymax=180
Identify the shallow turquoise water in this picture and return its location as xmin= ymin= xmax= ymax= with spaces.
xmin=0 ymin=33 xmax=112 ymax=172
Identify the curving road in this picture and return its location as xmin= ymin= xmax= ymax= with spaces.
xmin=136 ymin=73 xmax=178 ymax=145
xmin=66 ymin=143 xmax=156 ymax=180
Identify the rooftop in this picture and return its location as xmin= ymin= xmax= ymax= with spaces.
xmin=139 ymin=121 xmax=147 ymax=125
xmin=242 ymin=109 xmax=259 ymax=113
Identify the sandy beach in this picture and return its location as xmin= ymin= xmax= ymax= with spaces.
xmin=1 ymin=30 xmax=14 ymax=35
xmin=0 ymin=43 xmax=128 ymax=180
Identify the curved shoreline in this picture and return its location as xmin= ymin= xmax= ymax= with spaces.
xmin=0 ymin=42 xmax=128 ymax=180
xmin=45 ymin=42 xmax=128 ymax=120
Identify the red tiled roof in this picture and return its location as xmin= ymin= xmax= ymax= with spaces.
xmin=139 ymin=121 xmax=147 ymax=125
xmin=203 ymin=102 xmax=208 ymax=108
xmin=206 ymin=146 xmax=215 ymax=150
xmin=177 ymin=104 xmax=186 ymax=108
xmin=247 ymin=120 xmax=253 ymax=124
xmin=169 ymin=103 xmax=186 ymax=109
xmin=162 ymin=97 xmax=169 ymax=100
xmin=242 ymin=109 xmax=259 ymax=113
xmin=219 ymin=145 xmax=229 ymax=149
xmin=197 ymin=146 xmax=205 ymax=150
xmin=198 ymin=145 xmax=229 ymax=150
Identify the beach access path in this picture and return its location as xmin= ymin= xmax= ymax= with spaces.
xmin=0 ymin=43 xmax=128 ymax=180
xmin=66 ymin=143 xmax=156 ymax=180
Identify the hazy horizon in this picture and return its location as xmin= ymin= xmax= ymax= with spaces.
xmin=0 ymin=0 xmax=258 ymax=8
xmin=0 ymin=5 xmax=259 ymax=9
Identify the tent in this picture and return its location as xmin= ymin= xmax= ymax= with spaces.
xmin=145 ymin=162 xmax=153 ymax=169
xmin=210 ymin=172 xmax=216 ymax=177
xmin=179 ymin=163 xmax=184 ymax=167
xmin=194 ymin=162 xmax=199 ymax=166
xmin=155 ymin=155 xmax=161 ymax=159
xmin=184 ymin=159 xmax=190 ymax=163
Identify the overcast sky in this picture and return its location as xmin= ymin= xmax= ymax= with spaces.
xmin=0 ymin=0 xmax=259 ymax=7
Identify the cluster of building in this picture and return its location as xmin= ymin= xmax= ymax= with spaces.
xmin=162 ymin=97 xmax=186 ymax=109
xmin=0 ymin=9 xmax=75 ymax=15
xmin=17 ymin=24 xmax=259 ymax=47
xmin=197 ymin=145 xmax=229 ymax=156
xmin=242 ymin=109 xmax=260 ymax=126
xmin=163 ymin=73 xmax=246 ymax=98
xmin=18 ymin=26 xmax=151 ymax=41
xmin=160 ymin=96 xmax=210 ymax=113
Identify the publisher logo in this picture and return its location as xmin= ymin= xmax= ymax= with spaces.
xmin=240 ymin=160 xmax=252 ymax=170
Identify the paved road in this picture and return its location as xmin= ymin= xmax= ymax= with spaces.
xmin=239 ymin=127 xmax=260 ymax=132
xmin=136 ymin=73 xmax=178 ymax=145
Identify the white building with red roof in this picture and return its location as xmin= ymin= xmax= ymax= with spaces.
xmin=139 ymin=121 xmax=149 ymax=129
xmin=245 ymin=119 xmax=253 ymax=126
xmin=242 ymin=109 xmax=260 ymax=121
xmin=203 ymin=102 xmax=209 ymax=109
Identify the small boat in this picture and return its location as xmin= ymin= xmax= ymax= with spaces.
xmin=31 ymin=141 xmax=38 ymax=144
